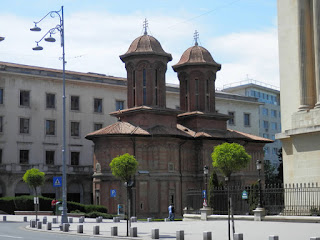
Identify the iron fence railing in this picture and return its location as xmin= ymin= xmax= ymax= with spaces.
xmin=187 ymin=183 xmax=320 ymax=216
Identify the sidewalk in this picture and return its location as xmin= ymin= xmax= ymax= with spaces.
xmin=1 ymin=214 xmax=320 ymax=240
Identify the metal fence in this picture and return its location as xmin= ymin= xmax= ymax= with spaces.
xmin=191 ymin=183 xmax=320 ymax=216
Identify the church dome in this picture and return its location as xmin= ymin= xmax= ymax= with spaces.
xmin=120 ymin=34 xmax=172 ymax=60
xmin=172 ymin=44 xmax=221 ymax=70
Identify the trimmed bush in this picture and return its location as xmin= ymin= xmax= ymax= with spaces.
xmin=84 ymin=211 xmax=115 ymax=219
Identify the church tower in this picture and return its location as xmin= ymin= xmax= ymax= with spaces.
xmin=120 ymin=20 xmax=172 ymax=109
xmin=172 ymin=31 xmax=221 ymax=113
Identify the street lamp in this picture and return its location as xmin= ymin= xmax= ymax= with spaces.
xmin=203 ymin=165 xmax=209 ymax=206
xmin=256 ymin=159 xmax=262 ymax=208
xmin=30 ymin=6 xmax=68 ymax=224
xmin=225 ymin=176 xmax=231 ymax=240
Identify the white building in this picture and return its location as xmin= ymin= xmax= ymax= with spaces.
xmin=223 ymin=80 xmax=281 ymax=168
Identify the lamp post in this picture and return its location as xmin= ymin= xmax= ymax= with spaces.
xmin=30 ymin=6 xmax=68 ymax=224
xmin=256 ymin=159 xmax=262 ymax=208
xmin=225 ymin=176 xmax=230 ymax=240
xmin=203 ymin=165 xmax=209 ymax=206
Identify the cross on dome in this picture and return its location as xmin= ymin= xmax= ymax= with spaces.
xmin=194 ymin=30 xmax=199 ymax=46
xmin=143 ymin=18 xmax=148 ymax=35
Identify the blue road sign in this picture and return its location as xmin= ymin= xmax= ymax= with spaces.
xmin=53 ymin=176 xmax=62 ymax=187
xmin=202 ymin=190 xmax=207 ymax=199
xmin=110 ymin=189 xmax=116 ymax=197
xmin=242 ymin=190 xmax=248 ymax=200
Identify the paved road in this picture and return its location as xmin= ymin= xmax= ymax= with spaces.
xmin=0 ymin=215 xmax=320 ymax=240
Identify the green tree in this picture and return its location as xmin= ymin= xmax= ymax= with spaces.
xmin=109 ymin=153 xmax=138 ymax=182
xmin=211 ymin=142 xmax=251 ymax=179
xmin=22 ymin=168 xmax=45 ymax=222
xmin=109 ymin=153 xmax=138 ymax=236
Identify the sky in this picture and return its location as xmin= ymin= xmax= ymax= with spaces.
xmin=0 ymin=0 xmax=279 ymax=89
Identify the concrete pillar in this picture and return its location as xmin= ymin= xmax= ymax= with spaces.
xmin=37 ymin=221 xmax=42 ymax=229
xmin=111 ymin=226 xmax=118 ymax=236
xmin=93 ymin=225 xmax=100 ymax=235
xmin=234 ymin=233 xmax=243 ymax=240
xmin=47 ymin=222 xmax=52 ymax=230
xmin=314 ymin=0 xmax=320 ymax=108
xmin=130 ymin=227 xmax=137 ymax=237
xmin=203 ymin=231 xmax=212 ymax=240
xmin=68 ymin=217 xmax=73 ymax=223
xmin=176 ymin=230 xmax=184 ymax=240
xmin=152 ymin=228 xmax=159 ymax=239
xmin=53 ymin=218 xmax=57 ymax=224
xmin=79 ymin=217 xmax=84 ymax=223
xmin=63 ymin=223 xmax=69 ymax=232
xmin=77 ymin=225 xmax=83 ymax=234
xmin=23 ymin=216 xmax=27 ymax=222
xmin=253 ymin=208 xmax=265 ymax=221
xmin=43 ymin=217 xmax=47 ymax=224
xmin=131 ymin=216 xmax=137 ymax=222
xmin=269 ymin=236 xmax=279 ymax=240
xmin=3 ymin=216 xmax=6 ymax=221
xmin=164 ymin=218 xmax=170 ymax=222
xmin=147 ymin=218 xmax=152 ymax=222
xmin=30 ymin=220 xmax=36 ymax=228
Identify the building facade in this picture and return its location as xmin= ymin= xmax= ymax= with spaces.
xmin=223 ymin=80 xmax=282 ymax=168
xmin=277 ymin=0 xmax=320 ymax=184
xmin=86 ymin=32 xmax=271 ymax=218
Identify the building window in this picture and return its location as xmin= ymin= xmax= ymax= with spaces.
xmin=143 ymin=69 xmax=147 ymax=105
xmin=94 ymin=123 xmax=103 ymax=131
xmin=115 ymin=100 xmax=124 ymax=111
xmin=271 ymin=122 xmax=277 ymax=130
xmin=71 ymin=96 xmax=80 ymax=111
xmin=0 ymin=116 xmax=3 ymax=133
xmin=133 ymin=70 xmax=136 ymax=106
xmin=264 ymin=147 xmax=270 ymax=155
xmin=244 ymin=113 xmax=250 ymax=127
xmin=46 ymin=120 xmax=55 ymax=135
xmin=263 ymin=120 xmax=269 ymax=129
xmin=71 ymin=121 xmax=80 ymax=137
xmin=195 ymin=79 xmax=199 ymax=109
xmin=71 ymin=152 xmax=80 ymax=165
xmin=228 ymin=112 xmax=235 ymax=125
xmin=155 ymin=69 xmax=158 ymax=106
xmin=0 ymin=88 xmax=3 ymax=104
xmin=20 ymin=150 xmax=29 ymax=164
xmin=168 ymin=163 xmax=174 ymax=172
xmin=20 ymin=90 xmax=30 ymax=107
xmin=272 ymin=148 xmax=278 ymax=155
xmin=46 ymin=151 xmax=55 ymax=165
xmin=94 ymin=98 xmax=102 ymax=113
xmin=263 ymin=133 xmax=269 ymax=138
xmin=262 ymin=108 xmax=268 ymax=116
xmin=46 ymin=93 xmax=55 ymax=109
xmin=271 ymin=109 xmax=277 ymax=118
xmin=19 ymin=118 xmax=30 ymax=134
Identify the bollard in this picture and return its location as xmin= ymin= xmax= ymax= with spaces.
xmin=269 ymin=236 xmax=279 ymax=240
xmin=99 ymin=216 xmax=103 ymax=222
xmin=37 ymin=221 xmax=42 ymax=229
xmin=310 ymin=238 xmax=320 ymax=240
xmin=152 ymin=228 xmax=159 ymax=239
xmin=203 ymin=231 xmax=212 ymax=240
xmin=96 ymin=217 xmax=102 ymax=223
xmin=113 ymin=217 xmax=120 ymax=222
xmin=47 ymin=222 xmax=52 ymax=230
xmin=176 ymin=230 xmax=184 ymax=240
xmin=30 ymin=220 xmax=36 ymax=228
xmin=63 ymin=223 xmax=69 ymax=232
xmin=23 ymin=216 xmax=27 ymax=222
xmin=131 ymin=216 xmax=137 ymax=222
xmin=130 ymin=227 xmax=137 ymax=237
xmin=116 ymin=217 xmax=120 ymax=222
xmin=164 ymin=218 xmax=170 ymax=222
xmin=111 ymin=226 xmax=118 ymax=236
xmin=77 ymin=225 xmax=83 ymax=234
xmin=81 ymin=216 xmax=85 ymax=222
xmin=234 ymin=233 xmax=243 ymax=240
xmin=43 ymin=217 xmax=47 ymax=224
xmin=93 ymin=225 xmax=100 ymax=235
xmin=69 ymin=217 xmax=73 ymax=223
xmin=53 ymin=218 xmax=57 ymax=224
xmin=3 ymin=216 xmax=6 ymax=221
xmin=147 ymin=218 xmax=152 ymax=222
xmin=79 ymin=217 xmax=84 ymax=223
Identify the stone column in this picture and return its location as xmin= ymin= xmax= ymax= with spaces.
xmin=313 ymin=0 xmax=320 ymax=108
xmin=298 ymin=0 xmax=315 ymax=111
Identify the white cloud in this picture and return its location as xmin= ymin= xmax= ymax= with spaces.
xmin=207 ymin=28 xmax=280 ymax=89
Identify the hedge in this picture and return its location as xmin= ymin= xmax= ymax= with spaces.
xmin=0 ymin=195 xmax=107 ymax=214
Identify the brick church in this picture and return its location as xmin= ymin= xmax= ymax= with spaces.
xmin=86 ymin=28 xmax=271 ymax=218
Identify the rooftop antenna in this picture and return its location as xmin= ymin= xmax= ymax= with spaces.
xmin=143 ymin=18 xmax=148 ymax=35
xmin=194 ymin=30 xmax=199 ymax=46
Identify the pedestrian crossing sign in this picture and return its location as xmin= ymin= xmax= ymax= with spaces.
xmin=53 ymin=176 xmax=62 ymax=187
